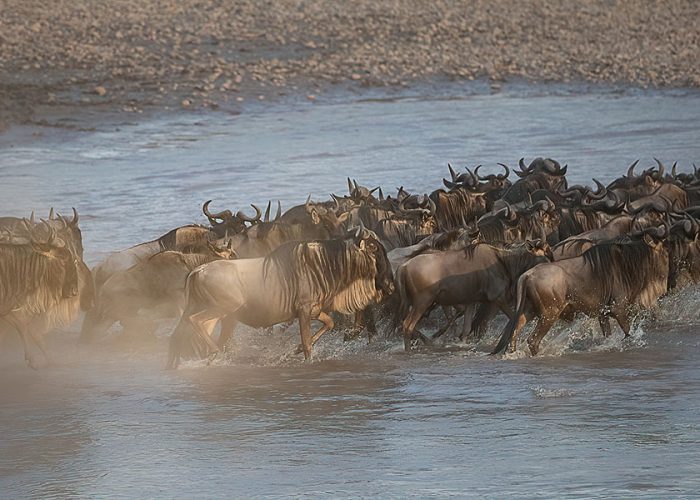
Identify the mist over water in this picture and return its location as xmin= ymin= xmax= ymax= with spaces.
xmin=2 ymin=85 xmax=700 ymax=498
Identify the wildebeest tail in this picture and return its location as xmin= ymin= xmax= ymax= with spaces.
xmin=491 ymin=274 xmax=527 ymax=355
xmin=394 ymin=264 xmax=410 ymax=325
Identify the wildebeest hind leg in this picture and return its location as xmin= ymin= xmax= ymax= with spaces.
xmin=188 ymin=310 xmax=223 ymax=358
xmin=217 ymin=315 xmax=238 ymax=351
xmin=527 ymin=314 xmax=558 ymax=356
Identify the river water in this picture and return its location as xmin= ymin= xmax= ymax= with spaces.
xmin=1 ymin=84 xmax=700 ymax=498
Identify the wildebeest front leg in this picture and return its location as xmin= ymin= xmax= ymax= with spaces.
xmin=16 ymin=324 xmax=36 ymax=369
xmin=598 ymin=315 xmax=612 ymax=338
xmin=432 ymin=306 xmax=465 ymax=340
xmin=611 ymin=308 xmax=632 ymax=338
xmin=295 ymin=312 xmax=335 ymax=354
xmin=297 ymin=307 xmax=314 ymax=360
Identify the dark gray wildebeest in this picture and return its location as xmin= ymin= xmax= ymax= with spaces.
xmin=373 ymin=196 xmax=438 ymax=250
xmin=166 ymin=225 xmax=395 ymax=368
xmin=203 ymin=200 xmax=262 ymax=236
xmin=492 ymin=226 xmax=669 ymax=356
xmin=396 ymin=239 xmax=553 ymax=350
xmin=500 ymin=158 xmax=568 ymax=204
xmin=0 ymin=223 xmax=86 ymax=368
xmin=428 ymin=164 xmax=489 ymax=230
xmin=79 ymin=241 xmax=236 ymax=342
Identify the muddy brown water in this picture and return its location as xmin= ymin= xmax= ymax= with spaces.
xmin=1 ymin=84 xmax=700 ymax=498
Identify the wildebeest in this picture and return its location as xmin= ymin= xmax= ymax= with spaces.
xmin=92 ymin=224 xmax=217 ymax=291
xmin=80 ymin=241 xmax=237 ymax=342
xmin=492 ymin=226 xmax=669 ymax=356
xmin=166 ymin=225 xmax=395 ymax=368
xmin=373 ymin=197 xmax=437 ymax=250
xmin=397 ymin=240 xmax=552 ymax=349
xmin=0 ymin=208 xmax=83 ymax=259
xmin=202 ymin=200 xmax=261 ymax=236
xmin=0 ymin=224 xmax=82 ymax=368
xmin=429 ymin=164 xmax=488 ymax=230
xmin=500 ymin=158 xmax=568 ymax=204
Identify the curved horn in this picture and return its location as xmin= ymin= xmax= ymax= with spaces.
xmin=29 ymin=211 xmax=35 ymax=224
xmin=671 ymin=162 xmax=678 ymax=179
xmin=55 ymin=212 xmax=68 ymax=229
xmin=443 ymin=178 xmax=457 ymax=189
xmin=448 ymin=163 xmax=457 ymax=181
xmin=203 ymin=200 xmax=231 ymax=222
xmin=559 ymin=164 xmax=568 ymax=176
xmin=627 ymin=159 xmax=639 ymax=178
xmin=496 ymin=163 xmax=510 ymax=180
xmin=519 ymin=157 xmax=528 ymax=173
xmin=398 ymin=197 xmax=408 ymax=213
xmin=347 ymin=178 xmax=353 ymax=195
xmin=428 ymin=196 xmax=436 ymax=214
xmin=465 ymin=167 xmax=478 ymax=187
xmin=474 ymin=164 xmax=486 ymax=181
xmin=588 ymin=178 xmax=607 ymax=200
xmin=305 ymin=194 xmax=312 ymax=212
xmin=236 ymin=204 xmax=262 ymax=223
xmin=48 ymin=207 xmax=55 ymax=220
xmin=654 ymin=158 xmax=666 ymax=178
xmin=331 ymin=193 xmax=342 ymax=212
xmin=69 ymin=207 xmax=79 ymax=226
xmin=275 ymin=201 xmax=282 ymax=221
xmin=378 ymin=187 xmax=384 ymax=201
xmin=264 ymin=201 xmax=271 ymax=222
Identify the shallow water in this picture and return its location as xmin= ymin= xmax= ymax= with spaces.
xmin=1 ymin=85 xmax=700 ymax=498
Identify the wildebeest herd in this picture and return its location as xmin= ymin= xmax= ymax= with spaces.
xmin=2 ymin=157 xmax=699 ymax=369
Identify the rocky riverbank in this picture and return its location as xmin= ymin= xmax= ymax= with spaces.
xmin=1 ymin=0 xmax=699 ymax=131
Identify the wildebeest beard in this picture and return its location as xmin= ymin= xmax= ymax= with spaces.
xmin=0 ymin=244 xmax=76 ymax=316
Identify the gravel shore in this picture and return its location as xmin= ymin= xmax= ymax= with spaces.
xmin=1 ymin=0 xmax=699 ymax=130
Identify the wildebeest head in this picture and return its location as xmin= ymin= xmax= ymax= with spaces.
xmin=525 ymin=237 xmax=554 ymax=261
xmin=501 ymin=158 xmax=568 ymax=203
xmin=398 ymin=195 xmax=438 ymax=233
xmin=607 ymin=160 xmax=664 ymax=199
xmin=28 ymin=223 xmax=79 ymax=299
xmin=347 ymin=178 xmax=380 ymax=204
xmin=668 ymin=216 xmax=700 ymax=286
xmin=203 ymin=200 xmax=260 ymax=235
xmin=474 ymin=163 xmax=512 ymax=193
xmin=307 ymin=195 xmax=351 ymax=235
xmin=47 ymin=208 xmax=83 ymax=260
xmin=349 ymin=223 xmax=395 ymax=299
xmin=205 ymin=239 xmax=238 ymax=260
xmin=442 ymin=163 xmax=480 ymax=191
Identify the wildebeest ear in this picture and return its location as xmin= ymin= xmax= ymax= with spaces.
xmin=359 ymin=239 xmax=366 ymax=250
xmin=337 ymin=211 xmax=350 ymax=223
xmin=643 ymin=233 xmax=657 ymax=247
xmin=644 ymin=175 xmax=655 ymax=186
xmin=310 ymin=209 xmax=321 ymax=225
